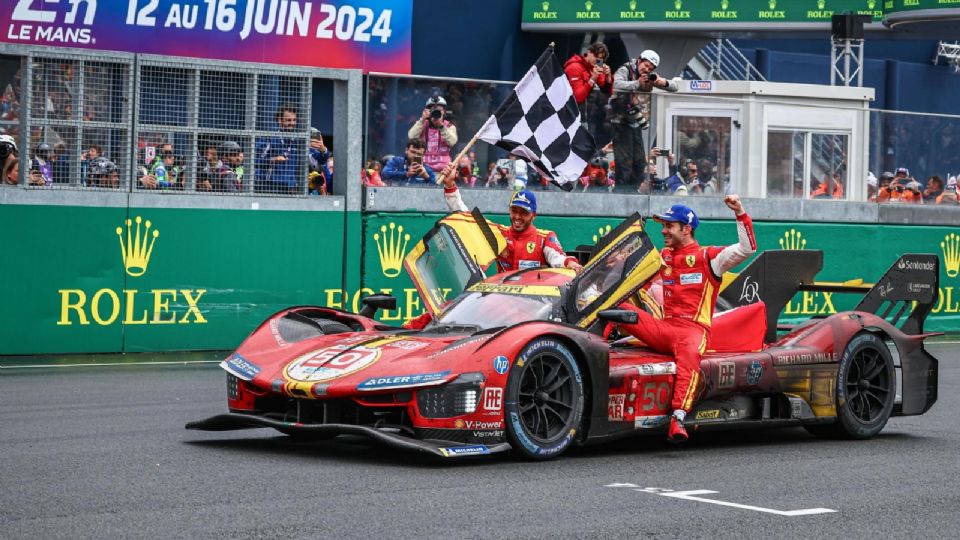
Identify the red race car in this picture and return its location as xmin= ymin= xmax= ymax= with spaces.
xmin=188 ymin=211 xmax=941 ymax=459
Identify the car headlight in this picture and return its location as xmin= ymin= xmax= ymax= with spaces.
xmin=416 ymin=372 xmax=485 ymax=418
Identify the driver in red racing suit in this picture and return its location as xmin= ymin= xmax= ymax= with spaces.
xmin=403 ymin=164 xmax=585 ymax=330
xmin=619 ymin=195 xmax=756 ymax=443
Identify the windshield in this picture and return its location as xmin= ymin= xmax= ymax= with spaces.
xmin=435 ymin=292 xmax=558 ymax=329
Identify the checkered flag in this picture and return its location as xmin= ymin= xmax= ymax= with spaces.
xmin=477 ymin=47 xmax=596 ymax=187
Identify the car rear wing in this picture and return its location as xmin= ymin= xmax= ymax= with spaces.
xmin=719 ymin=251 xmax=940 ymax=341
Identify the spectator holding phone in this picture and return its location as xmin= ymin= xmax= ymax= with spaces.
xmin=381 ymin=138 xmax=436 ymax=185
xmin=408 ymin=94 xmax=457 ymax=174
xmin=609 ymin=50 xmax=678 ymax=189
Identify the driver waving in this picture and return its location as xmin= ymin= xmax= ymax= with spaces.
xmin=619 ymin=195 xmax=756 ymax=443
xmin=439 ymin=162 xmax=583 ymax=274
xmin=403 ymin=163 xmax=584 ymax=331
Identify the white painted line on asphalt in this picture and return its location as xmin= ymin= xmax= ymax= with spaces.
xmin=0 ymin=360 xmax=221 ymax=370
xmin=605 ymin=484 xmax=837 ymax=517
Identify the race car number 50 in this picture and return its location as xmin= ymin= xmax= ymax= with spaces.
xmin=123 ymin=1 xmax=394 ymax=44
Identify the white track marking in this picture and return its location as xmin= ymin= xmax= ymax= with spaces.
xmin=0 ymin=360 xmax=220 ymax=370
xmin=605 ymin=484 xmax=836 ymax=516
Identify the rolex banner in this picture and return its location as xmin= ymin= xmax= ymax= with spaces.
xmin=1 ymin=205 xmax=959 ymax=355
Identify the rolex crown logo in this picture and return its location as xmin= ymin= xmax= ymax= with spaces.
xmin=942 ymin=232 xmax=960 ymax=278
xmin=629 ymin=0 xmax=637 ymax=10
xmin=779 ymin=228 xmax=807 ymax=250
xmin=817 ymin=0 xmax=825 ymax=9
xmin=542 ymin=1 xmax=549 ymax=10
xmin=585 ymin=0 xmax=593 ymax=11
xmin=769 ymin=0 xmax=776 ymax=8
xmin=675 ymin=0 xmax=683 ymax=9
xmin=116 ymin=216 xmax=159 ymax=277
xmin=721 ymin=0 xmax=729 ymax=10
xmin=374 ymin=223 xmax=410 ymax=278
xmin=592 ymin=225 xmax=612 ymax=244
xmin=867 ymin=0 xmax=876 ymax=9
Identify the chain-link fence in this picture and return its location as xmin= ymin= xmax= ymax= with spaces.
xmin=1 ymin=49 xmax=332 ymax=196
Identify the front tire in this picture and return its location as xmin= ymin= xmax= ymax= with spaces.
xmin=504 ymin=337 xmax=584 ymax=460
xmin=805 ymin=333 xmax=895 ymax=439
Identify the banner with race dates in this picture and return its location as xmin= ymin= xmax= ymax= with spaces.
xmin=1 ymin=0 xmax=411 ymax=73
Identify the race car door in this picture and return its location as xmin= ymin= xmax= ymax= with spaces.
xmin=403 ymin=209 xmax=507 ymax=316
xmin=565 ymin=213 xmax=663 ymax=330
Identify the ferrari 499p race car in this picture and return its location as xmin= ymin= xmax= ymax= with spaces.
xmin=188 ymin=211 xmax=942 ymax=460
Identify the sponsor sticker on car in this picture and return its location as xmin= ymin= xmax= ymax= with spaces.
xmin=747 ymin=360 xmax=763 ymax=385
xmin=356 ymin=370 xmax=451 ymax=391
xmin=608 ymin=393 xmax=626 ymax=421
xmin=718 ymin=361 xmax=735 ymax=389
xmin=493 ymin=355 xmax=509 ymax=375
xmin=482 ymin=387 xmax=503 ymax=412
xmin=223 ymin=353 xmax=261 ymax=381
xmin=438 ymin=445 xmax=490 ymax=457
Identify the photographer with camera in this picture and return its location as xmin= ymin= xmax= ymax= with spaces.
xmin=609 ymin=49 xmax=678 ymax=189
xmin=408 ymin=94 xmax=458 ymax=174
xmin=564 ymin=42 xmax=612 ymax=108
xmin=381 ymin=138 xmax=436 ymax=186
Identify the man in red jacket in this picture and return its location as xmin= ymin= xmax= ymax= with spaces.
xmin=619 ymin=196 xmax=756 ymax=443
xmin=564 ymin=42 xmax=612 ymax=106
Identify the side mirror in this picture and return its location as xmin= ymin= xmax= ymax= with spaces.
xmin=359 ymin=294 xmax=397 ymax=318
xmin=597 ymin=309 xmax=638 ymax=325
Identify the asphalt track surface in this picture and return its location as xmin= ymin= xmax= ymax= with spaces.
xmin=2 ymin=344 xmax=958 ymax=539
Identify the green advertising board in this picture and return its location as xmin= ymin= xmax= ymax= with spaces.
xmin=361 ymin=212 xmax=960 ymax=332
xmin=885 ymin=0 xmax=960 ymax=12
xmin=522 ymin=0 xmax=884 ymax=25
xmin=0 ymin=204 xmax=350 ymax=355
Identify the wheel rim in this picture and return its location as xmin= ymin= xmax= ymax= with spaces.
xmin=517 ymin=352 xmax=577 ymax=442
xmin=845 ymin=346 xmax=892 ymax=423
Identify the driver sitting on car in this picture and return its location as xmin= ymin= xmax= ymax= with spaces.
xmin=402 ymin=162 xmax=585 ymax=330
xmin=617 ymin=195 xmax=756 ymax=443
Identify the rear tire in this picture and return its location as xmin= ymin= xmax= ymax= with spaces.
xmin=805 ymin=333 xmax=895 ymax=439
xmin=504 ymin=338 xmax=584 ymax=460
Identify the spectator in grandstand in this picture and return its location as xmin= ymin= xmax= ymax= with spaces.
xmin=197 ymin=142 xmax=221 ymax=191
xmin=485 ymin=159 xmax=514 ymax=189
xmin=203 ymin=141 xmax=244 ymax=193
xmin=452 ymin=155 xmax=476 ymax=187
xmin=408 ymin=94 xmax=458 ymax=174
xmin=86 ymin=157 xmax=119 ymax=189
xmin=610 ymin=49 xmax=678 ymax=189
xmin=902 ymin=179 xmax=923 ymax=203
xmin=811 ymin=172 xmax=844 ymax=199
xmin=79 ymin=144 xmax=102 ymax=180
xmin=579 ymin=155 xmax=613 ymax=192
xmin=937 ymin=176 xmax=959 ymax=205
xmin=875 ymin=171 xmax=897 ymax=202
xmin=308 ymin=128 xmax=331 ymax=195
xmin=139 ymin=148 xmax=183 ymax=190
xmin=381 ymin=138 xmax=436 ymax=185
xmin=362 ymin=159 xmax=386 ymax=187
xmin=49 ymin=142 xmax=70 ymax=184
xmin=255 ymin=104 xmax=302 ymax=194
xmin=30 ymin=142 xmax=54 ymax=186
xmin=3 ymin=156 xmax=17 ymax=186
xmin=564 ymin=42 xmax=612 ymax=109
xmin=922 ymin=175 xmax=944 ymax=204
xmin=665 ymin=158 xmax=699 ymax=197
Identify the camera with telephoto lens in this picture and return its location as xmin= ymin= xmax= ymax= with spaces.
xmin=430 ymin=108 xmax=443 ymax=120
xmin=646 ymin=72 xmax=658 ymax=83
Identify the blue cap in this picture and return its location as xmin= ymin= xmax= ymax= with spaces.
xmin=654 ymin=204 xmax=699 ymax=230
xmin=510 ymin=189 xmax=537 ymax=213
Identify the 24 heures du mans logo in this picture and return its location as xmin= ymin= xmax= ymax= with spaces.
xmin=57 ymin=216 xmax=207 ymax=326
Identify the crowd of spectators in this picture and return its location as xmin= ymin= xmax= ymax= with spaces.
xmin=868 ymin=167 xmax=959 ymax=205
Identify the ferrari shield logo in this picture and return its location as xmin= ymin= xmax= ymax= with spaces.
xmin=685 ymin=255 xmax=696 ymax=267
xmin=664 ymin=267 xmax=672 ymax=276
xmin=526 ymin=241 xmax=536 ymax=254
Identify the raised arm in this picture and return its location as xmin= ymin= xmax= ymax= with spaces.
xmin=709 ymin=194 xmax=757 ymax=276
